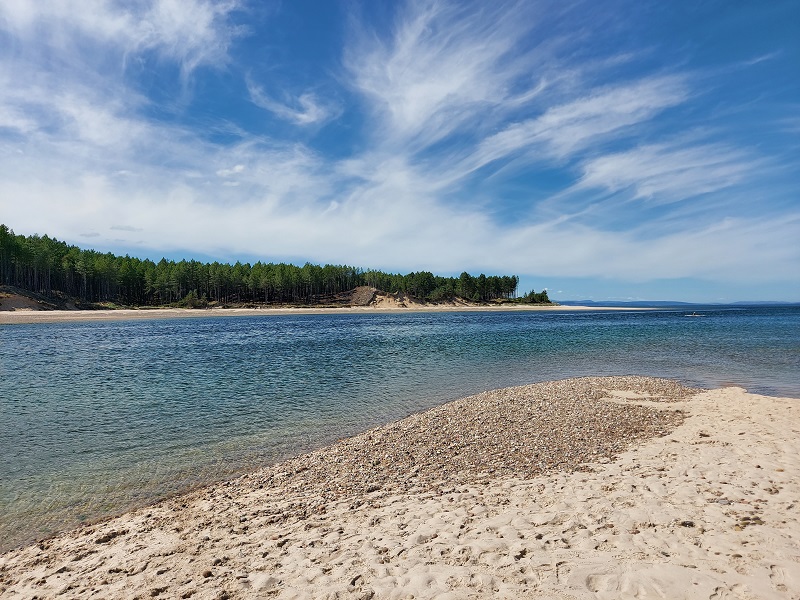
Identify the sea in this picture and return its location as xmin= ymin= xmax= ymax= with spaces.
xmin=1 ymin=305 xmax=798 ymax=551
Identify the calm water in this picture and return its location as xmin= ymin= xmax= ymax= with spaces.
xmin=1 ymin=306 xmax=798 ymax=550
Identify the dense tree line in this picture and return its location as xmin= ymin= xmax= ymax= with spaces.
xmin=0 ymin=225 xmax=549 ymax=306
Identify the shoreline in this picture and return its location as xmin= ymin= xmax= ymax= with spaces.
xmin=2 ymin=376 xmax=798 ymax=598
xmin=0 ymin=303 xmax=646 ymax=325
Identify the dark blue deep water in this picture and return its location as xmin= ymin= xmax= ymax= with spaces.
xmin=1 ymin=306 xmax=798 ymax=550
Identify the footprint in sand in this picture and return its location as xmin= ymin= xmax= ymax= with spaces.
xmin=769 ymin=564 xmax=788 ymax=592
xmin=586 ymin=572 xmax=610 ymax=593
xmin=555 ymin=561 xmax=571 ymax=583
xmin=709 ymin=583 xmax=754 ymax=600
xmin=585 ymin=570 xmax=667 ymax=599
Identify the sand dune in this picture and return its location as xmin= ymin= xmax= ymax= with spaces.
xmin=1 ymin=379 xmax=798 ymax=599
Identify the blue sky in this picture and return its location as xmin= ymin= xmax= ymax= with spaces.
xmin=0 ymin=0 xmax=798 ymax=302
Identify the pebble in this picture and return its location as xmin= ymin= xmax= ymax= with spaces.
xmin=243 ymin=377 xmax=696 ymax=506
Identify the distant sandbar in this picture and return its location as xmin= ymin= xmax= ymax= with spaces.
xmin=0 ymin=303 xmax=644 ymax=324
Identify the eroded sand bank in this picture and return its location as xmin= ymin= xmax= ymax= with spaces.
xmin=1 ymin=377 xmax=798 ymax=599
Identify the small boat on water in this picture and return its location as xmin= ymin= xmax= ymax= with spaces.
xmin=685 ymin=312 xmax=705 ymax=317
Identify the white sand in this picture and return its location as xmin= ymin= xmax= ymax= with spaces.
xmin=2 ymin=385 xmax=798 ymax=599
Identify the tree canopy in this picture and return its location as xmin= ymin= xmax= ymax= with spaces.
xmin=0 ymin=225 xmax=549 ymax=306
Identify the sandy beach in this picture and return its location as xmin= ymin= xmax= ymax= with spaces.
xmin=0 ymin=303 xmax=640 ymax=325
xmin=1 ymin=376 xmax=798 ymax=599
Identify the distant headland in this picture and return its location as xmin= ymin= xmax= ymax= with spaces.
xmin=0 ymin=224 xmax=550 ymax=311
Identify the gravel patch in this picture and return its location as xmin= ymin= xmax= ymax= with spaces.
xmin=247 ymin=376 xmax=700 ymax=514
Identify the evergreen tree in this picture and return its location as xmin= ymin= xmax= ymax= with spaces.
xmin=0 ymin=224 xmax=546 ymax=307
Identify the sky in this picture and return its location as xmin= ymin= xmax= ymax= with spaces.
xmin=0 ymin=0 xmax=798 ymax=303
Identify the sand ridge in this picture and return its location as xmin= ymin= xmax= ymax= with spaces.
xmin=1 ymin=378 xmax=798 ymax=599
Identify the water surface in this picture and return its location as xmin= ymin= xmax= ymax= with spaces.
xmin=1 ymin=306 xmax=798 ymax=550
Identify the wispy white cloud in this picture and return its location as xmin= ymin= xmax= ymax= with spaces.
xmin=216 ymin=164 xmax=245 ymax=177
xmin=463 ymin=75 xmax=689 ymax=176
xmin=778 ymin=114 xmax=800 ymax=135
xmin=577 ymin=138 xmax=757 ymax=202
xmin=56 ymin=93 xmax=149 ymax=149
xmin=0 ymin=0 xmax=241 ymax=76
xmin=340 ymin=2 xmax=695 ymax=209
xmin=344 ymin=0 xmax=552 ymax=150
xmin=527 ymin=75 xmax=689 ymax=157
xmin=0 ymin=105 xmax=37 ymax=135
xmin=0 ymin=0 xmax=242 ymax=171
xmin=247 ymin=81 xmax=338 ymax=126
xmin=740 ymin=51 xmax=781 ymax=67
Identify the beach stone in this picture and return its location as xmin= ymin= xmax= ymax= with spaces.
xmin=248 ymin=377 xmax=694 ymax=504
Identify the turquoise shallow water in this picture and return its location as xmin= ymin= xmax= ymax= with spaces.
xmin=1 ymin=306 xmax=798 ymax=551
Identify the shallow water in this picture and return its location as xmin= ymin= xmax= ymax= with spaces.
xmin=1 ymin=305 xmax=798 ymax=550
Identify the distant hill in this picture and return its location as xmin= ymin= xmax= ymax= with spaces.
xmin=559 ymin=300 xmax=800 ymax=308
xmin=558 ymin=300 xmax=695 ymax=308
xmin=730 ymin=301 xmax=800 ymax=306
